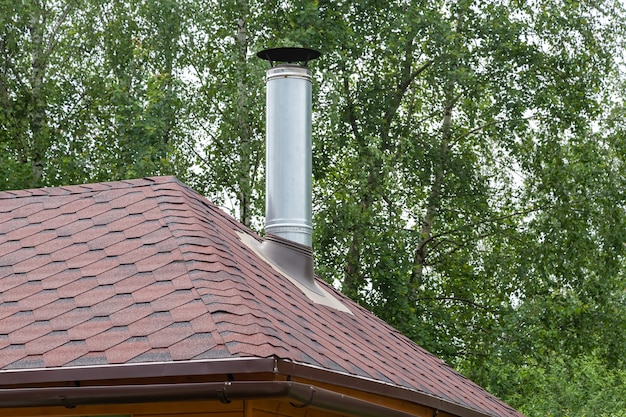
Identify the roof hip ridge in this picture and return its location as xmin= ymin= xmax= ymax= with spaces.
xmin=0 ymin=176 xmax=181 ymax=199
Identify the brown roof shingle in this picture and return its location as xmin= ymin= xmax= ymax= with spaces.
xmin=0 ymin=176 xmax=522 ymax=417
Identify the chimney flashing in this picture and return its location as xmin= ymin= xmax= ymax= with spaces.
xmin=238 ymin=232 xmax=352 ymax=314
xmin=259 ymin=234 xmax=319 ymax=294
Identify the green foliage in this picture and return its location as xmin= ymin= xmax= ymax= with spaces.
xmin=486 ymin=353 xmax=626 ymax=417
xmin=308 ymin=0 xmax=626 ymax=415
xmin=0 ymin=0 xmax=193 ymax=190
xmin=2 ymin=0 xmax=626 ymax=415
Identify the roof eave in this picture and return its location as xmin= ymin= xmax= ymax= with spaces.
xmin=0 ymin=357 xmax=277 ymax=387
xmin=0 ymin=357 xmax=507 ymax=417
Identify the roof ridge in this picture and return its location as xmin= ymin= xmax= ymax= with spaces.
xmin=0 ymin=176 xmax=179 ymax=200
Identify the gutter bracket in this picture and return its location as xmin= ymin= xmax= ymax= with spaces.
xmin=218 ymin=382 xmax=232 ymax=404
xmin=290 ymin=386 xmax=315 ymax=408
xmin=60 ymin=396 xmax=76 ymax=409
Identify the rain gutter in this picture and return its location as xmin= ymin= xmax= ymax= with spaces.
xmin=278 ymin=360 xmax=500 ymax=417
xmin=0 ymin=357 xmax=504 ymax=417
xmin=0 ymin=380 xmax=419 ymax=417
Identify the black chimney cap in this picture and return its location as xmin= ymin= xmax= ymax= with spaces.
xmin=256 ymin=47 xmax=321 ymax=67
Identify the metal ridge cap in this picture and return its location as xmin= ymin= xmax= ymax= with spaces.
xmin=275 ymin=359 xmax=516 ymax=417
xmin=0 ymin=357 xmax=278 ymax=386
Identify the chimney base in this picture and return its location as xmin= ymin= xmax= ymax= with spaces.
xmin=237 ymin=232 xmax=352 ymax=314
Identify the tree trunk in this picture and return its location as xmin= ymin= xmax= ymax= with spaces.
xmin=410 ymin=91 xmax=453 ymax=290
xmin=342 ymin=38 xmax=428 ymax=299
xmin=409 ymin=10 xmax=462 ymax=296
xmin=25 ymin=3 xmax=72 ymax=187
xmin=28 ymin=6 xmax=47 ymax=187
xmin=236 ymin=0 xmax=252 ymax=227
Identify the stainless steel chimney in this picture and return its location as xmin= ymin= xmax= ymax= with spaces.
xmin=257 ymin=47 xmax=321 ymax=247
xmin=239 ymin=48 xmax=351 ymax=313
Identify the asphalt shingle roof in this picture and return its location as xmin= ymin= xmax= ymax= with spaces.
xmin=0 ymin=176 xmax=522 ymax=417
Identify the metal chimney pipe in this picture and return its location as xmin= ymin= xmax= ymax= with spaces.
xmin=265 ymin=64 xmax=312 ymax=246
xmin=257 ymin=48 xmax=320 ymax=247
xmin=247 ymin=49 xmax=352 ymax=312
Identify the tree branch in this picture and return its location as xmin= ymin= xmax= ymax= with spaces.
xmin=425 ymin=203 xmax=555 ymax=245
xmin=415 ymin=296 xmax=495 ymax=313
xmin=343 ymin=73 xmax=363 ymax=144
xmin=383 ymin=59 xmax=433 ymax=128
xmin=449 ymin=115 xmax=536 ymax=148
xmin=43 ymin=2 xmax=75 ymax=60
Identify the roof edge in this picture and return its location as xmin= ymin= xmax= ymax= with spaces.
xmin=0 ymin=353 xmax=515 ymax=417
xmin=0 ymin=357 xmax=277 ymax=386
